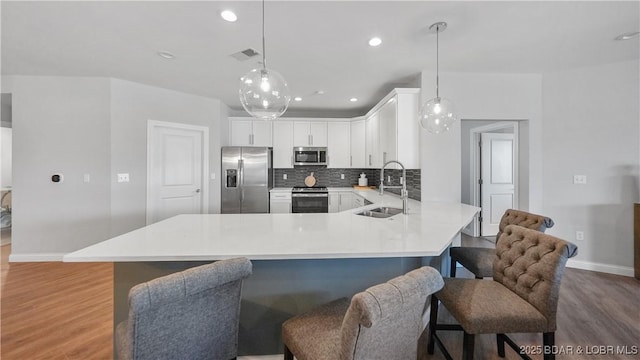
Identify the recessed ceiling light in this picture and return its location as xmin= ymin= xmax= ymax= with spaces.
xmin=221 ymin=10 xmax=237 ymax=22
xmin=294 ymin=97 xmax=302 ymax=102
xmin=369 ymin=37 xmax=382 ymax=47
xmin=615 ymin=31 xmax=640 ymax=40
xmin=350 ymin=98 xmax=358 ymax=102
xmin=157 ymin=51 xmax=175 ymax=59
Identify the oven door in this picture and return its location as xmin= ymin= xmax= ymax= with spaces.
xmin=291 ymin=193 xmax=329 ymax=213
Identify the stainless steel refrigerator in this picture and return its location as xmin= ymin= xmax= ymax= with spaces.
xmin=221 ymin=147 xmax=273 ymax=213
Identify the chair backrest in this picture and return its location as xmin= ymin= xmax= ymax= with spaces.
xmin=338 ymin=266 xmax=444 ymax=360
xmin=493 ymin=225 xmax=577 ymax=332
xmin=496 ymin=209 xmax=555 ymax=240
xmin=121 ymin=258 xmax=252 ymax=360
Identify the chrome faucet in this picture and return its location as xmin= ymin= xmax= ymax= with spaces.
xmin=380 ymin=160 xmax=408 ymax=214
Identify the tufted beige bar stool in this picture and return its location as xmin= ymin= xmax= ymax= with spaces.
xmin=428 ymin=225 xmax=577 ymax=360
xmin=450 ymin=209 xmax=555 ymax=278
xmin=282 ymin=266 xmax=444 ymax=360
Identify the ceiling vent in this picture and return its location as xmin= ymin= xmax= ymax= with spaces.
xmin=230 ymin=48 xmax=261 ymax=61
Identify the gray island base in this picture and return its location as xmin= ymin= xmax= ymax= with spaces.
xmin=114 ymin=256 xmax=444 ymax=355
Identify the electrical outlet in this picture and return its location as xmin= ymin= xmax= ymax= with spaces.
xmin=283 ymin=174 xmax=287 ymax=180
xmin=387 ymin=175 xmax=391 ymax=182
xmin=340 ymin=174 xmax=345 ymax=180
xmin=400 ymin=176 xmax=404 ymax=185
xmin=210 ymin=173 xmax=216 ymax=180
xmin=83 ymin=174 xmax=91 ymax=183
xmin=117 ymin=173 xmax=130 ymax=183
xmin=575 ymin=231 xmax=584 ymax=241
xmin=573 ymin=175 xmax=587 ymax=184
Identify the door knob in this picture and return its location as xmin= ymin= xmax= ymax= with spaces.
xmin=195 ymin=189 xmax=201 ymax=193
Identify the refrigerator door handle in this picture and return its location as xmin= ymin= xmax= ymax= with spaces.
xmin=238 ymin=159 xmax=244 ymax=185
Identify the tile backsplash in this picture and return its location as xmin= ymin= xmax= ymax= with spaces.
xmin=274 ymin=167 xmax=421 ymax=201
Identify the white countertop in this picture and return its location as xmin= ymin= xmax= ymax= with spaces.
xmin=64 ymin=190 xmax=479 ymax=262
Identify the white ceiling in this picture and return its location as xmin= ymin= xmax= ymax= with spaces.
xmin=2 ymin=1 xmax=639 ymax=117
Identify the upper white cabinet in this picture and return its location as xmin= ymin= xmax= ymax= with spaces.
xmin=230 ymin=118 xmax=272 ymax=147
xmin=293 ymin=121 xmax=327 ymax=147
xmin=365 ymin=113 xmax=380 ymax=168
xmin=365 ymin=89 xmax=420 ymax=169
xmin=378 ymin=98 xmax=398 ymax=168
xmin=272 ymin=121 xmax=294 ymax=168
xmin=227 ymin=88 xmax=418 ymax=169
xmin=350 ymin=120 xmax=366 ymax=168
xmin=327 ymin=122 xmax=351 ymax=168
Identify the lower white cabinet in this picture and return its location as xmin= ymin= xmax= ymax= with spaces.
xmin=352 ymin=193 xmax=366 ymax=209
xmin=270 ymin=191 xmax=292 ymax=213
xmin=328 ymin=191 xmax=355 ymax=213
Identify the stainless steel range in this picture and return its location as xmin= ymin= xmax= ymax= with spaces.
xmin=291 ymin=186 xmax=328 ymax=213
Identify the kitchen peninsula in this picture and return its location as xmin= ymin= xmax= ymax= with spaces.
xmin=64 ymin=189 xmax=478 ymax=355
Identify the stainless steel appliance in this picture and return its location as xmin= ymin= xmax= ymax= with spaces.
xmin=293 ymin=147 xmax=327 ymax=166
xmin=291 ymin=186 xmax=329 ymax=213
xmin=221 ymin=147 xmax=273 ymax=213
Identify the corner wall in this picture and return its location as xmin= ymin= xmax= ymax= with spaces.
xmin=6 ymin=76 xmax=112 ymax=259
xmin=541 ymin=59 xmax=640 ymax=275
xmin=109 ymin=79 xmax=222 ymax=236
xmin=420 ymin=72 xmax=543 ymax=207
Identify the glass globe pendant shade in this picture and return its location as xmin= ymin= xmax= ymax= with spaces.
xmin=418 ymin=97 xmax=456 ymax=134
xmin=239 ymin=68 xmax=291 ymax=120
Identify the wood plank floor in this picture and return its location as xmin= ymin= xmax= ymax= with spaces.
xmin=1 ymin=240 xmax=639 ymax=360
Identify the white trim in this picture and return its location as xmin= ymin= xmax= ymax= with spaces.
xmin=566 ymin=259 xmax=634 ymax=277
xmin=468 ymin=121 xmax=520 ymax=237
xmin=146 ymin=120 xmax=210 ymax=225
xmin=9 ymin=253 xmax=66 ymax=262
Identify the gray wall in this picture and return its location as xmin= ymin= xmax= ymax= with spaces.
xmin=109 ymin=79 xmax=222 ymax=236
xmin=3 ymin=76 xmax=225 ymax=258
xmin=541 ymin=59 xmax=639 ymax=271
xmin=6 ymin=76 xmax=112 ymax=256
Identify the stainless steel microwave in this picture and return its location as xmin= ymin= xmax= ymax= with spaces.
xmin=293 ymin=147 xmax=327 ymax=166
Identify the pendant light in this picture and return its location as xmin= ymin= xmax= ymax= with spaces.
xmin=419 ymin=22 xmax=456 ymax=134
xmin=239 ymin=0 xmax=291 ymax=120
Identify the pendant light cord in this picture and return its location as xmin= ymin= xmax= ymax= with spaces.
xmin=262 ymin=0 xmax=267 ymax=69
xmin=435 ymin=25 xmax=439 ymax=98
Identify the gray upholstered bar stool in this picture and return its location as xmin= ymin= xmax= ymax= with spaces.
xmin=428 ymin=225 xmax=577 ymax=360
xmin=115 ymin=257 xmax=252 ymax=360
xmin=450 ymin=209 xmax=555 ymax=278
xmin=281 ymin=266 xmax=444 ymax=360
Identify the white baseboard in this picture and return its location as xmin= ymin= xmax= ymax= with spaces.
xmin=566 ymin=259 xmax=634 ymax=277
xmin=9 ymin=253 xmax=65 ymax=262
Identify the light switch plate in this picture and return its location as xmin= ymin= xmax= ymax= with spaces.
xmin=117 ymin=173 xmax=130 ymax=183
xmin=283 ymin=174 xmax=287 ymax=180
xmin=573 ymin=175 xmax=587 ymax=184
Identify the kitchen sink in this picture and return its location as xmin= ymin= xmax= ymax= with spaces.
xmin=370 ymin=207 xmax=403 ymax=215
xmin=355 ymin=207 xmax=403 ymax=218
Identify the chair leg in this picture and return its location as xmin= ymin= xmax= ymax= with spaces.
xmin=450 ymin=257 xmax=457 ymax=277
xmin=427 ymin=295 xmax=439 ymax=354
xmin=497 ymin=333 xmax=506 ymax=357
xmin=543 ymin=332 xmax=555 ymax=360
xmin=284 ymin=344 xmax=294 ymax=360
xmin=462 ymin=332 xmax=475 ymax=360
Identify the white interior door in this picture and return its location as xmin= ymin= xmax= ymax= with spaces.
xmin=147 ymin=121 xmax=208 ymax=224
xmin=481 ymin=132 xmax=515 ymax=236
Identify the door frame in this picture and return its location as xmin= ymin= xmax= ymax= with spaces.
xmin=468 ymin=121 xmax=519 ymax=237
xmin=146 ymin=120 xmax=209 ymax=225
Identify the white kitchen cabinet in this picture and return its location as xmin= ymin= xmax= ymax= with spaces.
xmin=350 ymin=120 xmax=365 ymax=168
xmin=293 ymin=121 xmax=327 ymax=147
xmin=230 ymin=118 xmax=272 ymax=147
xmin=272 ymin=121 xmax=294 ymax=168
xmin=378 ymin=97 xmax=398 ymax=168
xmin=352 ymin=193 xmax=366 ymax=208
xmin=327 ymin=122 xmax=351 ymax=168
xmin=363 ymin=89 xmax=420 ymax=169
xmin=328 ymin=191 xmax=355 ymax=213
xmin=270 ymin=191 xmax=292 ymax=213
xmin=365 ymin=113 xmax=380 ymax=168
